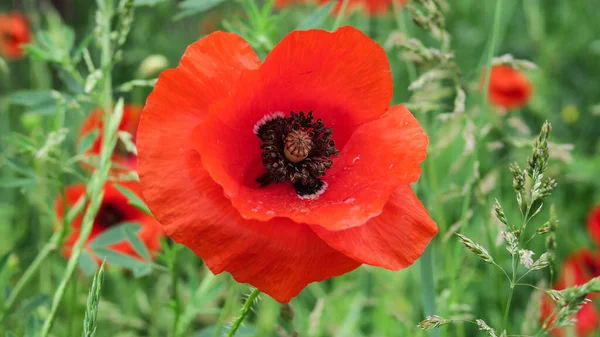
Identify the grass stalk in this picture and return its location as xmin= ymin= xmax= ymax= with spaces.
xmin=227 ymin=288 xmax=261 ymax=337
xmin=39 ymin=1 xmax=118 ymax=335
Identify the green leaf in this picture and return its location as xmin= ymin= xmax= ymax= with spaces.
xmin=93 ymin=248 xmax=147 ymax=270
xmin=79 ymin=251 xmax=99 ymax=275
xmin=6 ymin=90 xmax=55 ymax=107
xmin=88 ymin=223 xmax=141 ymax=249
xmin=133 ymin=263 xmax=152 ymax=278
xmin=0 ymin=251 xmax=12 ymax=275
xmin=0 ymin=178 xmax=37 ymax=188
xmin=57 ymin=69 xmax=83 ymax=94
xmin=296 ymin=1 xmax=336 ymax=30
xmin=72 ymin=33 xmax=94 ymax=62
xmin=123 ymin=225 xmax=151 ymax=261
xmin=114 ymin=184 xmax=152 ymax=216
xmin=23 ymin=44 xmax=57 ymax=62
xmin=24 ymin=315 xmax=40 ymax=337
xmin=174 ymin=0 xmax=227 ymax=21
xmin=16 ymin=294 xmax=50 ymax=315
xmin=78 ymin=129 xmax=99 ymax=154
xmin=6 ymin=331 xmax=17 ymax=337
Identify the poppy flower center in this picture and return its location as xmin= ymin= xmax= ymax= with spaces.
xmin=2 ymin=32 xmax=13 ymax=44
xmin=97 ymin=203 xmax=125 ymax=228
xmin=253 ymin=111 xmax=338 ymax=200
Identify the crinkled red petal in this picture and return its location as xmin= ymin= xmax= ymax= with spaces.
xmin=195 ymin=104 xmax=427 ymax=230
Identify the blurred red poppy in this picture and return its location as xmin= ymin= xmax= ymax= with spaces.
xmin=137 ymin=27 xmax=437 ymax=302
xmin=56 ymin=182 xmax=163 ymax=260
xmin=482 ymin=65 xmax=532 ymax=110
xmin=587 ymin=204 xmax=600 ymax=248
xmin=0 ymin=12 xmax=30 ymax=60
xmin=78 ymin=105 xmax=141 ymax=172
xmin=540 ymin=249 xmax=600 ymax=336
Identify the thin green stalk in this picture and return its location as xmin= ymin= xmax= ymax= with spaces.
xmin=212 ymin=283 xmax=239 ymax=337
xmin=503 ymin=264 xmax=517 ymax=330
xmin=171 ymin=248 xmax=181 ymax=337
xmin=1 ymin=232 xmax=58 ymax=318
xmin=2 ymin=196 xmax=86 ymax=317
xmin=227 ymin=289 xmax=261 ymax=337
xmin=503 ymin=204 xmax=532 ymax=331
xmin=392 ymin=0 xmax=417 ymax=83
xmin=420 ymin=245 xmax=440 ymax=337
xmin=39 ymin=1 xmax=117 ymax=335
xmin=174 ymin=268 xmax=218 ymax=337
xmin=480 ymin=0 xmax=504 ymax=116
xmin=332 ymin=0 xmax=350 ymax=30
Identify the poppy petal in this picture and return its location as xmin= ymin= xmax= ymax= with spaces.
xmin=310 ymin=184 xmax=437 ymax=269
xmin=587 ymin=204 xmax=600 ymax=248
xmin=196 ymin=104 xmax=428 ymax=230
xmin=216 ymin=26 xmax=392 ymax=147
xmin=148 ymin=148 xmax=361 ymax=302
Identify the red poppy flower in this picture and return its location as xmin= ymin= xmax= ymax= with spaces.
xmin=56 ymin=182 xmax=163 ymax=260
xmin=0 ymin=13 xmax=30 ymax=60
xmin=540 ymin=249 xmax=600 ymax=336
xmin=137 ymin=27 xmax=437 ymax=302
xmin=482 ymin=65 xmax=532 ymax=110
xmin=78 ymin=105 xmax=141 ymax=172
xmin=587 ymin=204 xmax=600 ymax=248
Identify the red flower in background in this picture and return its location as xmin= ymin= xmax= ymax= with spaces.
xmin=0 ymin=12 xmax=30 ymax=60
xmin=78 ymin=105 xmax=141 ymax=171
xmin=56 ymin=182 xmax=163 ymax=260
xmin=587 ymin=204 xmax=600 ymax=248
xmin=137 ymin=27 xmax=437 ymax=302
xmin=540 ymin=249 xmax=600 ymax=336
xmin=482 ymin=65 xmax=532 ymax=110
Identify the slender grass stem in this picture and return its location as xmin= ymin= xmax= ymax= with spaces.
xmin=480 ymin=0 xmax=504 ymax=117
xmin=332 ymin=0 xmax=350 ymax=30
xmin=39 ymin=1 xmax=118 ymax=335
xmin=1 ymin=196 xmax=85 ymax=317
xmin=420 ymin=245 xmax=440 ymax=337
xmin=175 ymin=268 xmax=218 ymax=337
xmin=212 ymin=282 xmax=239 ymax=337
xmin=227 ymin=288 xmax=261 ymax=337
xmin=171 ymin=247 xmax=181 ymax=337
xmin=392 ymin=0 xmax=417 ymax=83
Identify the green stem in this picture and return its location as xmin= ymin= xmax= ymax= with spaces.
xmin=227 ymin=288 xmax=261 ymax=337
xmin=392 ymin=0 xmax=417 ymax=83
xmin=1 ymin=196 xmax=85 ymax=317
xmin=503 ymin=273 xmax=516 ymax=331
xmin=332 ymin=0 xmax=350 ymax=30
xmin=480 ymin=0 xmax=504 ymax=116
xmin=420 ymin=245 xmax=440 ymax=337
xmin=171 ymin=248 xmax=181 ymax=337
xmin=174 ymin=267 xmax=218 ymax=337
xmin=39 ymin=1 xmax=117 ymax=335
xmin=212 ymin=283 xmax=239 ymax=337
xmin=2 ymin=232 xmax=58 ymax=316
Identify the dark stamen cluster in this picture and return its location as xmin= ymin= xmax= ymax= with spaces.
xmin=255 ymin=111 xmax=338 ymax=199
xmin=97 ymin=203 xmax=124 ymax=228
